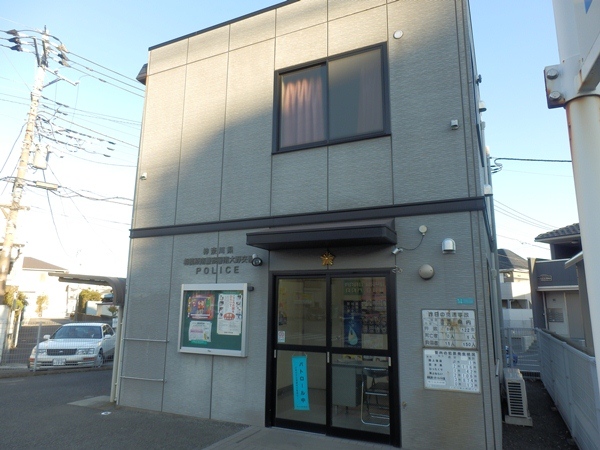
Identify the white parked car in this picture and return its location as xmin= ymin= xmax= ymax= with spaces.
xmin=29 ymin=322 xmax=116 ymax=370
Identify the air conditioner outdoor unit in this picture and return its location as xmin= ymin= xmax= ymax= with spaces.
xmin=504 ymin=368 xmax=533 ymax=426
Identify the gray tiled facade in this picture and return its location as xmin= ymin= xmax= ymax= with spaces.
xmin=120 ymin=1 xmax=502 ymax=448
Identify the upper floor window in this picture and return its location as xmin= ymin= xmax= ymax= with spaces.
xmin=275 ymin=44 xmax=389 ymax=153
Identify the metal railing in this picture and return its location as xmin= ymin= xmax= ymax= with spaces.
xmin=1 ymin=319 xmax=62 ymax=371
xmin=1 ymin=318 xmax=113 ymax=374
xmin=538 ymin=329 xmax=600 ymax=450
xmin=501 ymin=327 xmax=541 ymax=378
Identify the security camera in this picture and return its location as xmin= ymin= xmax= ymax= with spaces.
xmin=392 ymin=247 xmax=402 ymax=255
xmin=251 ymin=254 xmax=263 ymax=266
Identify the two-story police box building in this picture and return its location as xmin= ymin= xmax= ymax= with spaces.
xmin=118 ymin=0 xmax=503 ymax=447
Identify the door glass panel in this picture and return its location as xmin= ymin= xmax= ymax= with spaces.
xmin=277 ymin=278 xmax=326 ymax=346
xmin=275 ymin=350 xmax=326 ymax=425
xmin=331 ymin=353 xmax=390 ymax=433
xmin=331 ymin=277 xmax=388 ymax=350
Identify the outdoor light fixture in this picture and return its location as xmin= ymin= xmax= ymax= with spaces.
xmin=419 ymin=264 xmax=434 ymax=280
xmin=251 ymin=254 xmax=263 ymax=266
xmin=442 ymin=238 xmax=456 ymax=254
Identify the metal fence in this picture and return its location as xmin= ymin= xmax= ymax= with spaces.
xmin=1 ymin=317 xmax=114 ymax=374
xmin=538 ymin=329 xmax=600 ymax=450
xmin=1 ymin=318 xmax=63 ymax=371
xmin=501 ymin=327 xmax=541 ymax=378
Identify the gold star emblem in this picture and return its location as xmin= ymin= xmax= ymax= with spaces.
xmin=320 ymin=251 xmax=335 ymax=266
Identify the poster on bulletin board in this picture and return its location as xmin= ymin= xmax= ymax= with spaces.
xmin=178 ymin=283 xmax=248 ymax=357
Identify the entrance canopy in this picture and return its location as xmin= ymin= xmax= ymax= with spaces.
xmin=246 ymin=218 xmax=396 ymax=250
xmin=49 ymin=273 xmax=126 ymax=306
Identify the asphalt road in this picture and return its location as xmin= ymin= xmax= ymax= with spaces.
xmin=0 ymin=369 xmax=246 ymax=450
xmin=0 ymin=368 xmax=580 ymax=449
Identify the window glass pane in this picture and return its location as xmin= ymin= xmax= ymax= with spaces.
xmin=328 ymin=49 xmax=383 ymax=140
xmin=275 ymin=350 xmax=326 ymax=424
xmin=331 ymin=277 xmax=387 ymax=351
xmin=331 ymin=353 xmax=390 ymax=433
xmin=277 ymin=278 xmax=327 ymax=347
xmin=280 ymin=65 xmax=327 ymax=148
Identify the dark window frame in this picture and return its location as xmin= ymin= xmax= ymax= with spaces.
xmin=273 ymin=43 xmax=391 ymax=154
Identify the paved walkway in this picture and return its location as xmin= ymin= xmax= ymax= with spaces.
xmin=203 ymin=426 xmax=393 ymax=450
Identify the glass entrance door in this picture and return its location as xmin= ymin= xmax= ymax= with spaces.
xmin=272 ymin=274 xmax=395 ymax=443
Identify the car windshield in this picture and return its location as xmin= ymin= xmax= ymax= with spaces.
xmin=52 ymin=326 xmax=102 ymax=339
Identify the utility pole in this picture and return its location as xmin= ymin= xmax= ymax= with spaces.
xmin=0 ymin=27 xmax=69 ymax=358
xmin=545 ymin=1 xmax=600 ymax=383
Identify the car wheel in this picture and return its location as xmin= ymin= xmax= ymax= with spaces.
xmin=94 ymin=350 xmax=105 ymax=368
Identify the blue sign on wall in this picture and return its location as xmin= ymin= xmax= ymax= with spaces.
xmin=292 ymin=355 xmax=310 ymax=410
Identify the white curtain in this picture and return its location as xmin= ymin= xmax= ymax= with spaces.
xmin=280 ymin=68 xmax=326 ymax=148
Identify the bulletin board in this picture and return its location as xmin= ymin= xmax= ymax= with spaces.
xmin=178 ymin=283 xmax=248 ymax=357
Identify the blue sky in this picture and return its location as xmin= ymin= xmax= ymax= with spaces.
xmin=0 ymin=1 xmax=579 ymax=276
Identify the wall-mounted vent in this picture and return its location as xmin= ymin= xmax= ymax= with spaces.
xmin=504 ymin=368 xmax=533 ymax=426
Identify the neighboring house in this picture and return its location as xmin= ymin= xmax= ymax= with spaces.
xmin=119 ymin=1 xmax=501 ymax=448
xmin=9 ymin=257 xmax=71 ymax=320
xmin=498 ymin=249 xmax=532 ymax=328
xmin=529 ymin=224 xmax=592 ymax=349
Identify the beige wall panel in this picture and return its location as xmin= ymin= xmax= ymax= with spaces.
xmin=163 ymin=232 xmax=217 ymax=417
xmin=207 ymin=230 xmax=269 ymax=425
xmin=324 ymin=245 xmax=393 ymax=271
xmin=393 ymin=213 xmax=487 ymax=449
xmin=177 ymin=55 xmax=228 ymax=225
xmin=269 ymin=248 xmax=334 ymax=272
xmin=187 ymin=25 xmax=230 ymax=63
xmin=134 ymin=67 xmax=185 ymax=228
xmin=275 ymin=23 xmax=327 ymax=69
xmin=148 ymin=39 xmax=188 ymax=75
xmin=125 ymin=236 xmax=173 ymax=340
xmin=387 ymin=0 xmax=468 ymax=204
xmin=220 ymin=41 xmax=274 ymax=220
xmin=230 ymin=10 xmax=275 ymax=50
xmin=120 ymin=340 xmax=168 ymax=385
xmin=162 ymin=352 xmax=214 ymax=417
xmin=118 ymin=378 xmax=165 ymax=412
xmin=119 ymin=235 xmax=174 ymax=411
xmin=276 ymin=0 xmax=327 ymax=36
xmin=328 ymin=5 xmax=387 ymax=55
xmin=171 ymin=233 xmax=221 ymax=286
xmin=271 ymin=148 xmax=328 ymax=216
xmin=328 ymin=138 xmax=393 ymax=210
xmin=328 ymin=0 xmax=386 ymax=21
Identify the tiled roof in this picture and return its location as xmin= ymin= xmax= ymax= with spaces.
xmin=535 ymin=223 xmax=580 ymax=242
xmin=497 ymin=249 xmax=528 ymax=271
xmin=22 ymin=257 xmax=67 ymax=272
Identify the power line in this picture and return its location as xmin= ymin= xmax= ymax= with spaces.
xmin=68 ymin=65 xmax=144 ymax=98
xmin=68 ymin=50 xmax=143 ymax=87
xmin=68 ymin=60 xmax=143 ymax=92
xmin=491 ymin=156 xmax=572 ymax=174
xmin=496 ymin=234 xmax=549 ymax=251
xmin=494 ymin=200 xmax=558 ymax=230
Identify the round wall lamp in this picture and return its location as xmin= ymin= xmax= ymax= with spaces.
xmin=251 ymin=254 xmax=263 ymax=266
xmin=418 ymin=264 xmax=434 ymax=280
